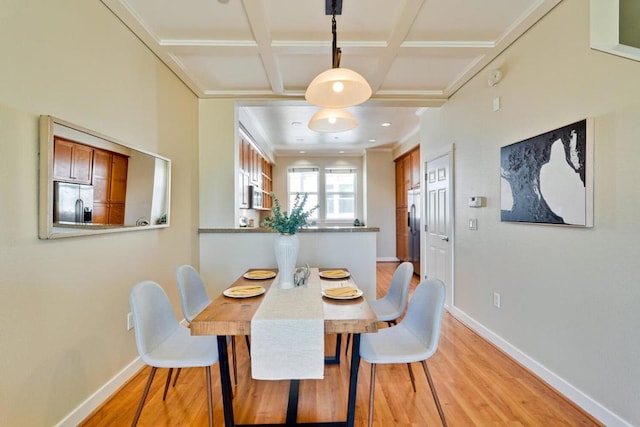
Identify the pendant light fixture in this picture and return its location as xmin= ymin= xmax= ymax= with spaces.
xmin=305 ymin=0 xmax=372 ymax=109
xmin=308 ymin=108 xmax=358 ymax=133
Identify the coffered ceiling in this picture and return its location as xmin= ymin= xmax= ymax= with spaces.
xmin=101 ymin=0 xmax=561 ymax=155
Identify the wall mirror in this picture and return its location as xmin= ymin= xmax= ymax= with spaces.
xmin=39 ymin=116 xmax=171 ymax=239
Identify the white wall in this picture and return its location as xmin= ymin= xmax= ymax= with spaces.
xmin=0 ymin=1 xmax=199 ymax=425
xmin=420 ymin=1 xmax=639 ymax=425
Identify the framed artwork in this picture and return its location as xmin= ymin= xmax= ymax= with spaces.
xmin=500 ymin=118 xmax=593 ymax=227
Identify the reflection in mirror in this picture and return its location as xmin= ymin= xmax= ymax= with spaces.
xmin=39 ymin=116 xmax=171 ymax=239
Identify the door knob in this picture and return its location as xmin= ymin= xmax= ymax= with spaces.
xmin=441 ymin=236 xmax=449 ymax=242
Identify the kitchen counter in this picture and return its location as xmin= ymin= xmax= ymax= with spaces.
xmin=198 ymin=226 xmax=379 ymax=233
xmin=198 ymin=226 xmax=379 ymax=299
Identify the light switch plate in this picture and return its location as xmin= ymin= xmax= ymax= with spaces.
xmin=493 ymin=96 xmax=501 ymax=111
xmin=469 ymin=218 xmax=478 ymax=230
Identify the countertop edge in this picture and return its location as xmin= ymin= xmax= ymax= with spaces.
xmin=199 ymin=226 xmax=380 ymax=234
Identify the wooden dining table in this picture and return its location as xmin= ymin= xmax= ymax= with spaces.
xmin=189 ymin=268 xmax=378 ymax=427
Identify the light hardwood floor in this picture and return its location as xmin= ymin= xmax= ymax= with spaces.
xmin=81 ymin=262 xmax=601 ymax=426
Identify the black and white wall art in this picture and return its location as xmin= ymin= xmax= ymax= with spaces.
xmin=500 ymin=119 xmax=593 ymax=227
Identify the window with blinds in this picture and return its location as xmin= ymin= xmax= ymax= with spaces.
xmin=287 ymin=166 xmax=358 ymax=223
xmin=325 ymin=168 xmax=356 ymax=220
xmin=287 ymin=167 xmax=319 ymax=220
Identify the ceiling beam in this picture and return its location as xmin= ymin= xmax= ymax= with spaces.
xmin=241 ymin=0 xmax=285 ymax=95
xmin=367 ymin=0 xmax=425 ymax=93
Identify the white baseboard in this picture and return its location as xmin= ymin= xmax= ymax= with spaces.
xmin=55 ymin=356 xmax=144 ymax=427
xmin=449 ymin=306 xmax=632 ymax=427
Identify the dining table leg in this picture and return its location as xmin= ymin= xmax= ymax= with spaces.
xmin=346 ymin=333 xmax=361 ymax=427
xmin=217 ymin=335 xmax=235 ymax=427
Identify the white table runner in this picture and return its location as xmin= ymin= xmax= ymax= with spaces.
xmin=250 ymin=269 xmax=324 ymax=380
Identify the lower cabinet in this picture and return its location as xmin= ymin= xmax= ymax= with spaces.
xmin=92 ymin=148 xmax=128 ymax=225
xmin=396 ymin=208 xmax=408 ymax=261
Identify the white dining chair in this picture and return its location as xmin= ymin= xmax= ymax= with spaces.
xmin=345 ymin=262 xmax=413 ymax=354
xmin=129 ymin=280 xmax=219 ymax=427
xmin=175 ymin=264 xmax=244 ymax=387
xmin=360 ymin=278 xmax=448 ymax=427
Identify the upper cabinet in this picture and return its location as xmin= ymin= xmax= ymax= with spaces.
xmin=53 ymin=137 xmax=93 ymax=184
xmin=239 ymin=137 xmax=272 ymax=210
xmin=410 ymin=149 xmax=420 ymax=189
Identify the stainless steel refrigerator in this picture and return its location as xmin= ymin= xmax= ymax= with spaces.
xmin=53 ymin=182 xmax=94 ymax=224
xmin=407 ymin=188 xmax=421 ymax=276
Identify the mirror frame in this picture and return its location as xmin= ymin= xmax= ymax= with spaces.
xmin=39 ymin=115 xmax=172 ymax=239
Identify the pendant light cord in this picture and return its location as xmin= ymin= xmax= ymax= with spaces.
xmin=331 ymin=0 xmax=341 ymax=68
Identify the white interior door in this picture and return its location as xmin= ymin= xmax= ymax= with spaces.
xmin=425 ymin=153 xmax=454 ymax=309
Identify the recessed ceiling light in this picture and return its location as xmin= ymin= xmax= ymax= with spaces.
xmin=368 ymin=139 xmax=376 ymax=142
xmin=291 ymin=121 xmax=302 ymax=126
xmin=381 ymin=122 xmax=391 ymax=127
xmin=299 ymin=150 xmax=306 ymax=154
xmin=339 ymin=151 xmax=345 ymax=154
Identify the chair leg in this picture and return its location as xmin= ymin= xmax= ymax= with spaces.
xmin=172 ymin=368 xmax=181 ymax=387
xmin=205 ymin=366 xmax=214 ymax=427
xmin=368 ymin=363 xmax=376 ymax=427
xmin=162 ymin=368 xmax=173 ymax=401
xmin=132 ymin=366 xmax=157 ymax=427
xmin=421 ymin=360 xmax=447 ymax=427
xmin=231 ymin=336 xmax=238 ymax=386
xmin=407 ymin=363 xmax=417 ymax=392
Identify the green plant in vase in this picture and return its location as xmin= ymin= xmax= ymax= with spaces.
xmin=261 ymin=193 xmax=318 ymax=235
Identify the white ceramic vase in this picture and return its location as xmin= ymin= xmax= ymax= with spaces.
xmin=274 ymin=233 xmax=299 ymax=289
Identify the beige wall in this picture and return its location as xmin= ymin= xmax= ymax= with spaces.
xmin=420 ymin=1 xmax=639 ymax=425
xmin=363 ymin=149 xmax=397 ymax=260
xmin=0 ymin=1 xmax=199 ymax=425
xmin=199 ymin=99 xmax=238 ymax=228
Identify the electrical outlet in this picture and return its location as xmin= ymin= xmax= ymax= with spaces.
xmin=493 ymin=292 xmax=501 ymax=308
xmin=127 ymin=312 xmax=134 ymax=331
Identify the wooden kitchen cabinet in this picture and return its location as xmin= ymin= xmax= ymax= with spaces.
xmin=91 ymin=149 xmax=111 ymax=224
xmin=410 ymin=149 xmax=420 ymax=189
xmin=395 ymin=160 xmax=405 ymax=207
xmin=396 ymin=208 xmax=408 ymax=261
xmin=395 ymin=146 xmax=420 ymax=261
xmin=261 ymin=159 xmax=273 ymax=209
xmin=91 ymin=148 xmax=128 ymax=225
xmin=238 ymin=136 xmax=272 ymax=210
xmin=53 ymin=137 xmax=93 ymax=184
xmin=108 ymin=154 xmax=128 ymax=224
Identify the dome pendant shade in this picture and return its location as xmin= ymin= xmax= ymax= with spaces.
xmin=308 ymin=108 xmax=358 ymax=133
xmin=305 ymin=67 xmax=372 ymax=108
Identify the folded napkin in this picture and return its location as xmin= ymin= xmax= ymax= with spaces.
xmin=251 ymin=269 xmax=324 ymax=380
xmin=321 ymin=269 xmax=348 ymax=278
xmin=324 ymin=286 xmax=359 ymax=298
xmin=226 ymin=285 xmax=264 ymax=296
xmin=245 ymin=270 xmax=276 ymax=279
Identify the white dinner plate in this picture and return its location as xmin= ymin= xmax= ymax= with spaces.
xmin=223 ymin=285 xmax=266 ymax=298
xmin=319 ymin=269 xmax=350 ymax=279
xmin=321 ymin=286 xmax=363 ymax=300
xmin=243 ymin=270 xmax=276 ymax=280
